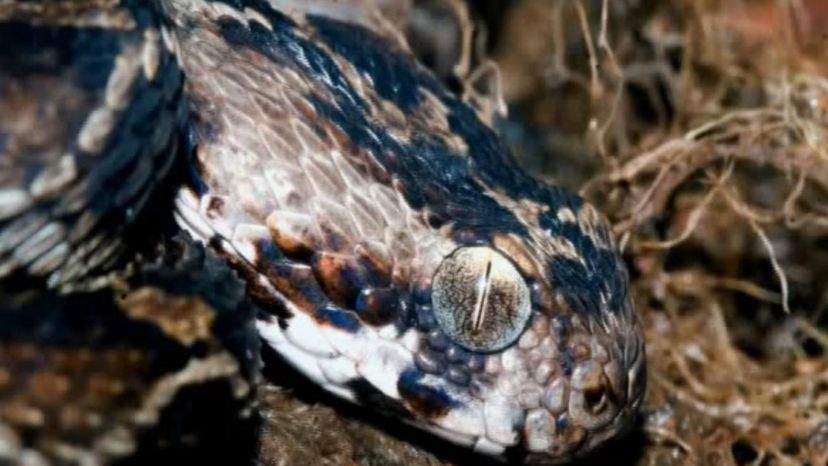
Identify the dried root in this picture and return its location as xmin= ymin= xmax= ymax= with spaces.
xmin=493 ymin=1 xmax=828 ymax=464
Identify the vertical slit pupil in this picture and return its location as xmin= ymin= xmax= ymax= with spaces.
xmin=471 ymin=259 xmax=494 ymax=335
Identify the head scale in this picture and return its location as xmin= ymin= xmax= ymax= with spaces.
xmin=410 ymin=201 xmax=645 ymax=461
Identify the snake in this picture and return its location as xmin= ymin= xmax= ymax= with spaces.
xmin=0 ymin=0 xmax=646 ymax=464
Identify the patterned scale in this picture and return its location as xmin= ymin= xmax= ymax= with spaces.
xmin=0 ymin=3 xmax=259 ymax=465
xmin=0 ymin=231 xmax=259 ymax=464
xmin=0 ymin=1 xmax=187 ymax=288
xmin=0 ymin=0 xmax=646 ymax=463
xmin=166 ymin=0 xmax=645 ymax=462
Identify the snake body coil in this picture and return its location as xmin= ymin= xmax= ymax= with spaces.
xmin=0 ymin=0 xmax=645 ymax=463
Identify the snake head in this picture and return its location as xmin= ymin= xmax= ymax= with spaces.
xmin=402 ymin=200 xmax=646 ymax=462
xmin=164 ymin=2 xmax=645 ymax=462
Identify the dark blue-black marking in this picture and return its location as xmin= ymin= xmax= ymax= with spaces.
xmin=0 ymin=22 xmax=120 ymax=91
xmin=306 ymin=15 xmax=631 ymax=318
xmin=307 ymin=15 xmax=584 ymax=215
xmin=316 ymin=303 xmax=361 ymax=333
xmin=215 ymin=8 xmax=525 ymax=242
xmin=398 ymin=367 xmax=457 ymax=417
xmin=212 ymin=7 xmax=629 ymax=318
xmin=541 ymin=221 xmax=629 ymax=316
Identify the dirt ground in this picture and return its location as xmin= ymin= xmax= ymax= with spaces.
xmin=253 ymin=1 xmax=828 ymax=465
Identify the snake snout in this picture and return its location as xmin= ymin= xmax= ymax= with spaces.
xmin=480 ymin=306 xmax=641 ymax=462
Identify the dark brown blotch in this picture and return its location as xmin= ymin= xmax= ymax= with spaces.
xmin=266 ymin=211 xmax=319 ymax=259
xmin=397 ymin=370 xmax=453 ymax=419
xmin=205 ymin=196 xmax=224 ymax=219
xmin=354 ymin=242 xmax=392 ymax=286
xmin=0 ymin=342 xmax=150 ymax=432
xmin=354 ymin=287 xmax=398 ymax=325
xmin=311 ymin=251 xmax=366 ymax=308
xmin=263 ymin=260 xmax=327 ymax=312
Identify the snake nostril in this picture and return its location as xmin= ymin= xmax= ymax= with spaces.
xmin=583 ymin=386 xmax=608 ymax=415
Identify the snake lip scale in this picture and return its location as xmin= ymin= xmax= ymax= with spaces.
xmin=0 ymin=0 xmax=646 ymax=463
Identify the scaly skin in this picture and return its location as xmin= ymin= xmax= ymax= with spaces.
xmin=0 ymin=0 xmax=645 ymax=463
xmin=167 ymin=0 xmax=645 ymax=462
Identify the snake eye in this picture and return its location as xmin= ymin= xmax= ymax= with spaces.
xmin=431 ymin=246 xmax=532 ymax=352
